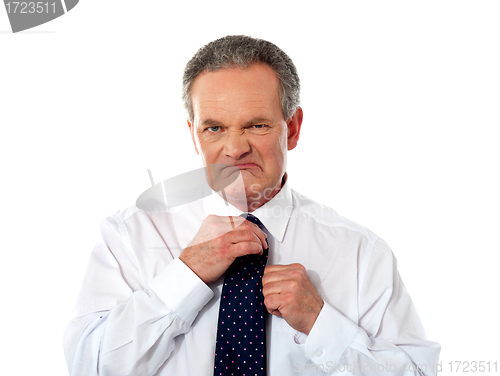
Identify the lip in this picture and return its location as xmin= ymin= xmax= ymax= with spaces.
xmin=218 ymin=164 xmax=259 ymax=179
xmin=234 ymin=163 xmax=258 ymax=169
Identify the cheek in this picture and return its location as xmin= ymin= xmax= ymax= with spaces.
xmin=256 ymin=134 xmax=287 ymax=171
xmin=197 ymin=140 xmax=221 ymax=163
xmin=267 ymin=131 xmax=288 ymax=157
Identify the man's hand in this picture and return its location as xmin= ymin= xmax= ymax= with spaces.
xmin=262 ymin=263 xmax=324 ymax=335
xmin=179 ymin=215 xmax=268 ymax=284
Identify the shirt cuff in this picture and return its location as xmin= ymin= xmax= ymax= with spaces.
xmin=303 ymin=301 xmax=360 ymax=365
xmin=149 ymin=258 xmax=214 ymax=326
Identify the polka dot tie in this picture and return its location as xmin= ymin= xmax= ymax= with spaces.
xmin=214 ymin=213 xmax=268 ymax=376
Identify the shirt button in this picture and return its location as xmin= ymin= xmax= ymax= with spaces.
xmin=315 ymin=350 xmax=323 ymax=357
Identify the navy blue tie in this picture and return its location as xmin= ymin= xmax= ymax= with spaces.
xmin=214 ymin=213 xmax=268 ymax=376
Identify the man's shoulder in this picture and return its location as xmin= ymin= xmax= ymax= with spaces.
xmin=98 ymin=198 xmax=205 ymax=235
xmin=98 ymin=204 xmax=163 ymax=234
xmin=100 ymin=205 xmax=143 ymax=224
xmin=290 ymin=189 xmax=381 ymax=245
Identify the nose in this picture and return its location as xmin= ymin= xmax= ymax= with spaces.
xmin=223 ymin=130 xmax=251 ymax=160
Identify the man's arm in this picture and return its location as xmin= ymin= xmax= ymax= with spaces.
xmin=63 ymin=215 xmax=214 ymax=376
xmin=262 ymin=238 xmax=440 ymax=375
xmin=64 ymin=213 xmax=267 ymax=376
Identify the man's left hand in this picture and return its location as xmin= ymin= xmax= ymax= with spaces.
xmin=262 ymin=263 xmax=324 ymax=335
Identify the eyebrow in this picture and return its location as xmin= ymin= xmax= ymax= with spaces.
xmin=244 ymin=117 xmax=271 ymax=126
xmin=200 ymin=117 xmax=271 ymax=128
xmin=201 ymin=119 xmax=224 ymax=127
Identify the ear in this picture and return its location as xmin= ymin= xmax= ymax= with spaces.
xmin=286 ymin=107 xmax=303 ymax=151
xmin=187 ymin=119 xmax=200 ymax=155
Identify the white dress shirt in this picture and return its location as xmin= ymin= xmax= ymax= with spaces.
xmin=64 ymin=177 xmax=440 ymax=375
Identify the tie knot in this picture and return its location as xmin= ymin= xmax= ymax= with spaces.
xmin=241 ymin=213 xmax=264 ymax=229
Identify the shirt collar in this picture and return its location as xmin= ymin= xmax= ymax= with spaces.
xmin=203 ymin=177 xmax=293 ymax=243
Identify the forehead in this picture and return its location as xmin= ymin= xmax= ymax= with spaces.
xmin=190 ymin=63 xmax=282 ymax=123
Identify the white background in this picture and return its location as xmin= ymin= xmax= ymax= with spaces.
xmin=1 ymin=1 xmax=499 ymax=374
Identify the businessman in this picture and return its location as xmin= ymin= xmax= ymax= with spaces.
xmin=64 ymin=35 xmax=440 ymax=375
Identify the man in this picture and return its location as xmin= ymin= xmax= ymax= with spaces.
xmin=64 ymin=35 xmax=440 ymax=375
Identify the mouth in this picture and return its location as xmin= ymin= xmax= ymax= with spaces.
xmin=208 ymin=163 xmax=260 ymax=191
xmin=220 ymin=163 xmax=259 ymax=172
xmin=214 ymin=164 xmax=260 ymax=183
xmin=234 ymin=163 xmax=258 ymax=169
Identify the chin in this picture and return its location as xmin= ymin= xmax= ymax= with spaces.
xmin=217 ymin=173 xmax=250 ymax=211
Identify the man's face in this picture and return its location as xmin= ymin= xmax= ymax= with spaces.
xmin=188 ymin=63 xmax=302 ymax=210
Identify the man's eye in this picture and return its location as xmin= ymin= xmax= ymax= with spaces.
xmin=207 ymin=126 xmax=220 ymax=133
xmin=253 ymin=124 xmax=266 ymax=129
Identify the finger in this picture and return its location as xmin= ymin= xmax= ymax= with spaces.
xmin=264 ymin=263 xmax=305 ymax=273
xmin=269 ymin=309 xmax=282 ymax=317
xmin=242 ymin=219 xmax=268 ymax=250
xmin=228 ymin=241 xmax=264 ymax=258
xmin=223 ymin=215 xmax=246 ymax=228
xmin=262 ymin=280 xmax=283 ymax=296
xmin=262 ymin=279 xmax=302 ymax=299
xmin=263 ymin=293 xmax=283 ymax=317
xmin=254 ymin=228 xmax=268 ymax=251
xmin=223 ymin=229 xmax=265 ymax=250
xmin=262 ymin=272 xmax=285 ymax=287
xmin=262 ymin=268 xmax=307 ymax=286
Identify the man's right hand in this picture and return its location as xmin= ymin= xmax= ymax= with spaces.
xmin=179 ymin=215 xmax=268 ymax=284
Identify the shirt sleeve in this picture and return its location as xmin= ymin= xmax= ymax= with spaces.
xmin=300 ymin=238 xmax=441 ymax=375
xmin=63 ymin=214 xmax=214 ymax=376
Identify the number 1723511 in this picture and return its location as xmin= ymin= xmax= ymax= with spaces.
xmin=5 ymin=2 xmax=57 ymax=14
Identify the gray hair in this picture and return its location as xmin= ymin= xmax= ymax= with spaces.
xmin=182 ymin=35 xmax=300 ymax=122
